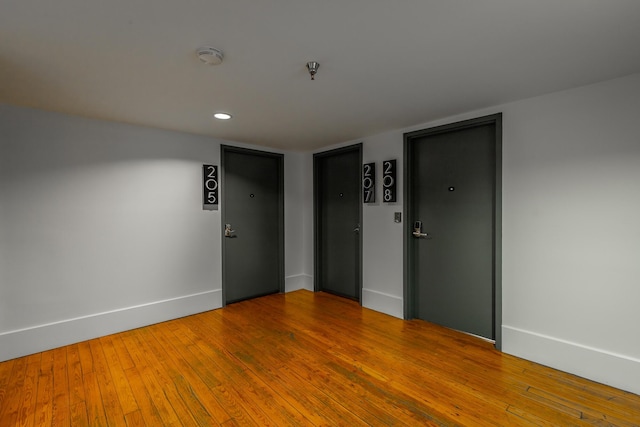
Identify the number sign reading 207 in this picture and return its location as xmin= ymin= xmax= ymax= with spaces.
xmin=382 ymin=160 xmax=397 ymax=203
xmin=363 ymin=162 xmax=376 ymax=203
xmin=203 ymin=164 xmax=218 ymax=206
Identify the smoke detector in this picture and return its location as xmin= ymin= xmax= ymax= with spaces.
xmin=196 ymin=47 xmax=224 ymax=65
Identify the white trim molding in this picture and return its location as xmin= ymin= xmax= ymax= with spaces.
xmin=502 ymin=325 xmax=640 ymax=395
xmin=362 ymin=288 xmax=403 ymax=319
xmin=285 ymin=274 xmax=313 ymax=292
xmin=0 ymin=289 xmax=222 ymax=362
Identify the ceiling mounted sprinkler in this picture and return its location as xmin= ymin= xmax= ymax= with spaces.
xmin=306 ymin=61 xmax=320 ymax=80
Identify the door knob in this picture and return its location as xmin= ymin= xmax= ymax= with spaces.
xmin=224 ymin=224 xmax=236 ymax=237
xmin=354 ymin=224 xmax=360 ymax=233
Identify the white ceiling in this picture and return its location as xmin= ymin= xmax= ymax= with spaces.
xmin=2 ymin=1 xmax=640 ymax=151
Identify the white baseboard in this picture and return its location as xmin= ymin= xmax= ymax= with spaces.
xmin=362 ymin=288 xmax=403 ymax=319
xmin=0 ymin=289 xmax=222 ymax=362
xmin=502 ymin=325 xmax=640 ymax=395
xmin=285 ymin=274 xmax=313 ymax=292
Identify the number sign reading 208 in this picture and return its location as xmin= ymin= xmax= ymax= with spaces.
xmin=363 ymin=162 xmax=376 ymax=203
xmin=203 ymin=165 xmax=218 ymax=205
xmin=382 ymin=160 xmax=397 ymax=202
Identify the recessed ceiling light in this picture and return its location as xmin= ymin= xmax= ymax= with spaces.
xmin=214 ymin=112 xmax=232 ymax=120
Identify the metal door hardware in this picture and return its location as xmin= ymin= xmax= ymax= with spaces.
xmin=354 ymin=224 xmax=360 ymax=233
xmin=412 ymin=221 xmax=430 ymax=238
xmin=224 ymin=224 xmax=236 ymax=238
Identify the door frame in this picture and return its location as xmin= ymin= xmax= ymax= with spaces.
xmin=220 ymin=145 xmax=285 ymax=306
xmin=403 ymin=114 xmax=502 ymax=348
xmin=313 ymin=143 xmax=363 ymax=302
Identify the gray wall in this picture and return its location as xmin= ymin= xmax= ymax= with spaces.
xmin=500 ymin=74 xmax=640 ymax=393
xmin=333 ymin=73 xmax=640 ymax=394
xmin=0 ymin=105 xmax=308 ymax=360
xmin=2 ymin=72 xmax=639 ymax=394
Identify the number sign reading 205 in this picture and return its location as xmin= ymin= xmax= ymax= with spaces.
xmin=203 ymin=164 xmax=218 ymax=206
xmin=382 ymin=159 xmax=397 ymax=203
xmin=363 ymin=162 xmax=376 ymax=203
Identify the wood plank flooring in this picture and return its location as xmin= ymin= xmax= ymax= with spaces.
xmin=1 ymin=290 xmax=639 ymax=426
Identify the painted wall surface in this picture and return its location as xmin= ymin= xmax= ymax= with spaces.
xmin=300 ymin=154 xmax=314 ymax=288
xmin=284 ymin=151 xmax=313 ymax=291
xmin=361 ymin=133 xmax=405 ymax=318
xmin=2 ymin=72 xmax=640 ymax=394
xmin=0 ymin=105 xmax=223 ymax=360
xmin=499 ymin=74 xmax=640 ymax=393
xmin=0 ymin=104 xmax=307 ymax=361
xmin=349 ymin=73 xmax=640 ymax=394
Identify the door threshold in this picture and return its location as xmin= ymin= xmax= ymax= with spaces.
xmin=454 ymin=328 xmax=496 ymax=345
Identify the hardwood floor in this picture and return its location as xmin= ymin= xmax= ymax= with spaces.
xmin=1 ymin=290 xmax=639 ymax=426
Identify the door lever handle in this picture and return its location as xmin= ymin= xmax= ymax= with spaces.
xmin=224 ymin=224 xmax=236 ymax=238
xmin=412 ymin=220 xmax=430 ymax=238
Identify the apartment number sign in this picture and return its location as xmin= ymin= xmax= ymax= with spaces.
xmin=203 ymin=164 xmax=218 ymax=206
xmin=363 ymin=162 xmax=376 ymax=203
xmin=382 ymin=159 xmax=397 ymax=202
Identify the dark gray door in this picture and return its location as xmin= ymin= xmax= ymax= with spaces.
xmin=314 ymin=145 xmax=362 ymax=300
xmin=222 ymin=146 xmax=284 ymax=304
xmin=406 ymin=115 xmax=501 ymax=341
